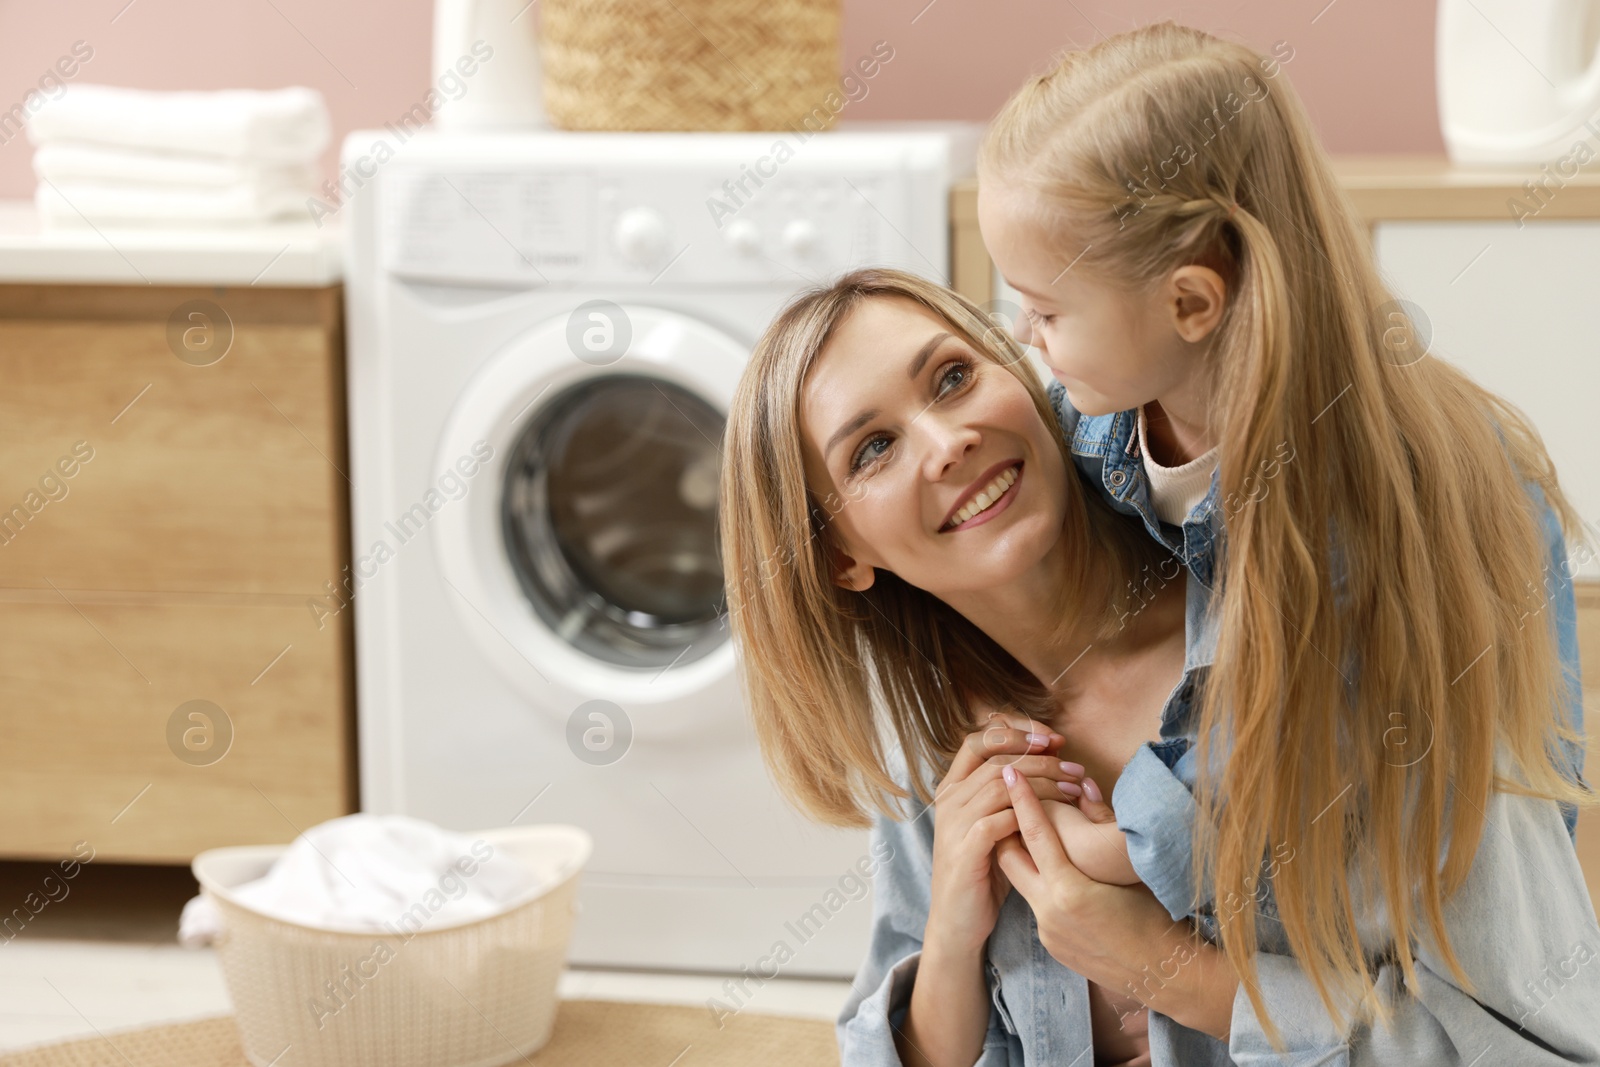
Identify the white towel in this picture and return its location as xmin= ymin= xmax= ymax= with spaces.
xmin=25 ymin=84 xmax=330 ymax=162
xmin=179 ymin=814 xmax=542 ymax=946
xmin=34 ymin=140 xmax=320 ymax=190
xmin=35 ymin=179 xmax=316 ymax=229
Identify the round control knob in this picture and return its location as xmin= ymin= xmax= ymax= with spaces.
xmin=613 ymin=207 xmax=668 ymax=266
xmin=781 ymin=218 xmax=820 ymax=257
xmin=723 ymin=218 xmax=761 ymax=256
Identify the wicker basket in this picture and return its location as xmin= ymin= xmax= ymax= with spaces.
xmin=539 ymin=0 xmax=842 ymax=131
xmin=192 ymin=825 xmax=592 ymax=1067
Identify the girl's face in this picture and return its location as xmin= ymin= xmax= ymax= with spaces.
xmin=799 ymin=295 xmax=1070 ymax=596
xmin=976 ymin=184 xmax=1208 ymax=418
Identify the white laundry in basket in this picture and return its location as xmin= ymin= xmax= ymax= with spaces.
xmin=180 ymin=814 xmax=541 ymax=946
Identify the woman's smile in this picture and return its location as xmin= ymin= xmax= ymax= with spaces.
xmin=940 ymin=459 xmax=1024 ymax=533
xmin=795 ymin=290 xmax=1072 ymax=600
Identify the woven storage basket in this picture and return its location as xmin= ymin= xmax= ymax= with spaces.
xmin=539 ymin=0 xmax=842 ymax=131
xmin=192 ymin=825 xmax=592 ymax=1067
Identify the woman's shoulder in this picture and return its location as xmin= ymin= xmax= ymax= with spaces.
xmin=878 ymin=732 xmax=940 ymax=824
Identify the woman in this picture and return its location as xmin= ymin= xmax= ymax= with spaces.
xmin=717 ymin=267 xmax=1600 ymax=1065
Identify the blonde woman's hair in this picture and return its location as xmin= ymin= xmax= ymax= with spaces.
xmin=979 ymin=20 xmax=1595 ymax=1050
xmin=719 ymin=267 xmax=1170 ymax=828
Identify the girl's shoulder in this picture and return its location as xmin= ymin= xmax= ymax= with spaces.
xmin=1045 ymin=377 xmax=1123 ymax=459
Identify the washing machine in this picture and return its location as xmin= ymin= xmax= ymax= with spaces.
xmin=341 ymin=125 xmax=978 ymax=975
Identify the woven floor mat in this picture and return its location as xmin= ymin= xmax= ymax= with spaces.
xmin=0 ymin=999 xmax=839 ymax=1067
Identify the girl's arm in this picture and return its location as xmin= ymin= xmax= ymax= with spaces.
xmin=1044 ymin=789 xmax=1140 ymax=886
xmin=996 ymin=762 xmax=1242 ymax=1040
xmin=1531 ymin=479 xmax=1587 ymax=840
xmin=1111 ymin=716 xmax=1600 ymax=1061
xmin=1227 ymin=763 xmax=1600 ymax=1065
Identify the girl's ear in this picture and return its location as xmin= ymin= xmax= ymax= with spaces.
xmin=1166 ymin=264 xmax=1229 ymax=345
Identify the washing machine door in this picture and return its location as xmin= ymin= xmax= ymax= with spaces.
xmin=432 ymin=305 xmax=747 ymax=718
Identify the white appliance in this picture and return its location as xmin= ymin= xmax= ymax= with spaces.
xmin=1438 ymin=0 xmax=1600 ymax=162
xmin=342 ymin=126 xmax=977 ymax=974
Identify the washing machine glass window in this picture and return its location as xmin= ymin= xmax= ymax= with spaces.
xmin=502 ymin=374 xmax=728 ymax=669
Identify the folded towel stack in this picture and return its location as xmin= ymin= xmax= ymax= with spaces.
xmin=26 ymin=84 xmax=331 ymax=229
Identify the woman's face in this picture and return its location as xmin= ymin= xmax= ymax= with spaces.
xmin=799 ymin=294 xmax=1070 ymax=597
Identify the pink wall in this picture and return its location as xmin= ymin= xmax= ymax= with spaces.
xmin=0 ymin=0 xmax=1441 ymax=201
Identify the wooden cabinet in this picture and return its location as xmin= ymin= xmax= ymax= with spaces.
xmin=0 ymin=284 xmax=355 ymax=862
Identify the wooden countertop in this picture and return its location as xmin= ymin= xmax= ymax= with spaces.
xmin=1331 ymin=155 xmax=1600 ymax=221
xmin=952 ymin=154 xmax=1600 ymax=227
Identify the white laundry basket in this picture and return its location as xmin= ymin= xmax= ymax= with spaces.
xmin=192 ymin=825 xmax=592 ymax=1067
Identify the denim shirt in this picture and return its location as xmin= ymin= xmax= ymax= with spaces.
xmin=836 ymin=740 xmax=1600 ymax=1065
xmin=1045 ymin=380 xmax=1586 ymax=845
xmin=835 ymin=382 xmax=1598 ymax=1065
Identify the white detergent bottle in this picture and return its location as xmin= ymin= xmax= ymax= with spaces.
xmin=432 ymin=0 xmax=550 ymax=129
xmin=1437 ymin=0 xmax=1600 ymax=162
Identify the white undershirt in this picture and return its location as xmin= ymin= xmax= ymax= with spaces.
xmin=1137 ymin=404 xmax=1219 ymax=527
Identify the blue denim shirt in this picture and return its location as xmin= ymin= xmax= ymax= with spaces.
xmin=1047 ymin=381 xmax=1585 ymax=847
xmin=836 ymin=737 xmax=1600 ymax=1066
xmin=835 ymin=382 xmax=1598 ymax=1065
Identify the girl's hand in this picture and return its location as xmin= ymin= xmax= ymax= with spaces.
xmin=1039 ymin=776 xmax=1141 ymax=886
xmin=1050 ymin=770 xmax=1117 ymax=826
xmin=926 ymin=706 xmax=1083 ymax=958
xmin=994 ymin=760 xmax=1240 ymax=1039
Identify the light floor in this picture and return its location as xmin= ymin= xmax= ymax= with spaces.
xmin=0 ymin=861 xmax=855 ymax=1055
xmin=0 ymin=943 xmax=856 ymax=1053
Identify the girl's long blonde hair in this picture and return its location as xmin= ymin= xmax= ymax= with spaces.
xmin=718 ymin=268 xmax=1170 ymax=826
xmin=979 ymin=20 xmax=1595 ymax=1049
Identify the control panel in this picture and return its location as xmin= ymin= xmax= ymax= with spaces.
xmin=375 ymin=135 xmax=954 ymax=287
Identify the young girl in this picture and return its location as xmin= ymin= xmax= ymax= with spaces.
xmin=974 ymin=18 xmax=1596 ymax=1060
